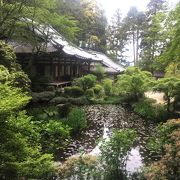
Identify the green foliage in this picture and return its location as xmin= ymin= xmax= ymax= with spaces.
xmin=31 ymin=91 xmax=56 ymax=103
xmin=57 ymin=0 xmax=107 ymax=51
xmin=145 ymin=119 xmax=180 ymax=179
xmin=0 ymin=81 xmax=30 ymax=114
xmin=85 ymin=88 xmax=95 ymax=98
xmin=139 ymin=0 xmax=167 ymax=71
xmin=28 ymin=106 xmax=71 ymax=153
xmin=0 ymin=1 xmax=79 ymax=42
xmin=133 ymin=98 xmax=166 ymax=121
xmin=73 ymin=74 xmax=97 ymax=91
xmin=64 ymin=86 xmax=84 ymax=97
xmin=115 ymin=67 xmax=153 ymax=102
xmin=100 ymin=129 xmax=137 ymax=179
xmin=40 ymin=120 xmax=71 ymax=153
xmin=0 ymin=43 xmax=55 ymax=179
xmin=0 ymin=41 xmax=31 ymax=91
xmin=153 ymin=77 xmax=180 ymax=112
xmin=103 ymin=78 xmax=113 ymax=96
xmin=0 ymin=41 xmax=17 ymax=70
xmin=0 ymin=110 xmax=55 ymax=179
xmin=66 ymin=107 xmax=87 ymax=135
xmin=94 ymin=63 xmax=105 ymax=81
xmin=57 ymin=103 xmax=72 ymax=117
xmin=93 ymin=84 xmax=104 ymax=98
xmin=165 ymin=62 xmax=180 ymax=78
xmin=148 ymin=118 xmax=180 ymax=153
xmin=50 ymin=96 xmax=89 ymax=106
xmin=50 ymin=96 xmax=68 ymax=105
xmin=58 ymin=154 xmax=99 ymax=180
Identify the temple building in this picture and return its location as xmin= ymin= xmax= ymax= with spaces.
xmin=10 ymin=25 xmax=125 ymax=86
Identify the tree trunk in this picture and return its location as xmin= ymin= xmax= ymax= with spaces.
xmin=167 ymin=97 xmax=171 ymax=113
xmin=136 ymin=29 xmax=139 ymax=65
xmin=132 ymin=32 xmax=136 ymax=66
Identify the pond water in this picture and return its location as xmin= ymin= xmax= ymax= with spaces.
xmin=57 ymin=105 xmax=156 ymax=174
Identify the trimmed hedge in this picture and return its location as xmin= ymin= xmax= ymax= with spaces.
xmin=93 ymin=84 xmax=104 ymax=98
xmin=50 ymin=96 xmax=89 ymax=105
xmin=85 ymin=88 xmax=95 ymax=98
xmin=64 ymin=86 xmax=84 ymax=97
xmin=31 ymin=91 xmax=56 ymax=103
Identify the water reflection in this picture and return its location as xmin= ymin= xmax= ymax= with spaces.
xmin=126 ymin=147 xmax=143 ymax=173
xmin=57 ymin=105 xmax=155 ymax=174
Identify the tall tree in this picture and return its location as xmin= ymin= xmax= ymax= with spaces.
xmin=123 ymin=7 xmax=145 ymax=65
xmin=57 ymin=0 xmax=107 ymax=52
xmin=106 ymin=9 xmax=128 ymax=62
xmin=139 ymin=0 xmax=167 ymax=71
xmin=0 ymin=0 xmax=80 ymax=43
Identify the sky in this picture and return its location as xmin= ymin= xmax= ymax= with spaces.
xmin=97 ymin=0 xmax=179 ymax=62
xmin=97 ymin=0 xmax=179 ymax=20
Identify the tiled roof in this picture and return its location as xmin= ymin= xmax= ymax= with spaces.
xmin=11 ymin=22 xmax=125 ymax=73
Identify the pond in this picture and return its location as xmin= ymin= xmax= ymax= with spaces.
xmin=57 ymin=105 xmax=156 ymax=174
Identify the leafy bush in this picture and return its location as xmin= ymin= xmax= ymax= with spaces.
xmin=85 ymin=88 xmax=95 ymax=98
xmin=0 ymin=41 xmax=55 ymax=179
xmin=93 ymin=84 xmax=104 ymax=98
xmin=103 ymin=78 xmax=113 ymax=96
xmin=50 ymin=96 xmax=88 ymax=105
xmin=0 ymin=41 xmax=31 ymax=91
xmin=132 ymin=98 xmax=167 ymax=121
xmin=73 ymin=74 xmax=97 ymax=91
xmin=40 ymin=120 xmax=71 ymax=153
xmin=68 ymin=97 xmax=89 ymax=105
xmin=45 ymin=86 xmax=55 ymax=91
xmin=31 ymin=75 xmax=53 ymax=84
xmin=114 ymin=67 xmax=154 ymax=102
xmin=50 ymin=97 xmax=68 ymax=105
xmin=64 ymin=86 xmax=84 ymax=97
xmin=57 ymin=103 xmax=72 ymax=117
xmin=145 ymin=119 xmax=180 ymax=179
xmin=153 ymin=77 xmax=180 ymax=112
xmin=100 ymin=129 xmax=137 ymax=179
xmin=58 ymin=154 xmax=98 ymax=179
xmin=93 ymin=63 xmax=105 ymax=81
xmin=31 ymin=91 xmax=56 ymax=103
xmin=66 ymin=107 xmax=87 ymax=134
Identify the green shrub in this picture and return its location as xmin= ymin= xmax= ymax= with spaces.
xmin=64 ymin=86 xmax=84 ymax=97
xmin=58 ymin=154 xmax=98 ymax=179
xmin=40 ymin=120 xmax=71 ymax=153
xmin=28 ymin=106 xmax=60 ymax=121
xmin=103 ymin=78 xmax=113 ymax=96
xmin=133 ymin=98 xmax=167 ymax=121
xmin=85 ymin=88 xmax=95 ymax=98
xmin=93 ymin=63 xmax=105 ymax=82
xmin=50 ymin=96 xmax=88 ymax=106
xmin=56 ymin=103 xmax=72 ymax=117
xmin=50 ymin=97 xmax=68 ymax=105
xmin=100 ymin=129 xmax=137 ymax=179
xmin=145 ymin=119 xmax=180 ymax=179
xmin=114 ymin=67 xmax=154 ymax=101
xmin=68 ymin=97 xmax=89 ymax=105
xmin=55 ymin=89 xmax=63 ymax=96
xmin=73 ymin=74 xmax=97 ymax=91
xmin=93 ymin=84 xmax=104 ymax=98
xmin=66 ymin=107 xmax=87 ymax=134
xmin=45 ymin=86 xmax=55 ymax=91
xmin=31 ymin=75 xmax=53 ymax=84
xmin=31 ymin=91 xmax=56 ymax=103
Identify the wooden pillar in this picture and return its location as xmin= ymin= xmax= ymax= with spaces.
xmin=88 ymin=61 xmax=91 ymax=73
xmin=58 ymin=61 xmax=61 ymax=81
